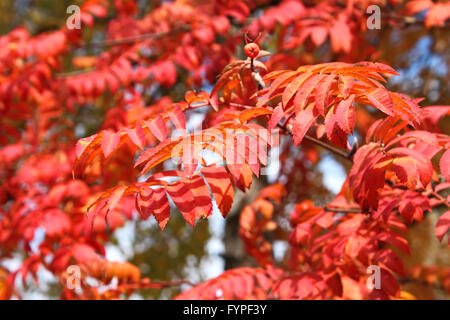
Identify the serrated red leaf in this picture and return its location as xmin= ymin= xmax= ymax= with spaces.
xmin=135 ymin=137 xmax=183 ymax=173
xmin=281 ymin=71 xmax=313 ymax=108
xmin=266 ymin=71 xmax=298 ymax=99
xmin=365 ymin=88 xmax=395 ymax=116
xmin=136 ymin=187 xmax=154 ymax=219
xmin=201 ymin=166 xmax=234 ymax=217
xmin=314 ymin=74 xmax=335 ymax=116
xmin=324 ymin=104 xmax=348 ymax=148
xmin=169 ymin=105 xmax=186 ymax=131
xmin=186 ymin=175 xmax=213 ymax=219
xmin=335 ymin=94 xmax=355 ymax=134
xmin=227 ymin=163 xmax=253 ymax=191
xmin=338 ymin=75 xmax=354 ymax=99
xmin=268 ymin=104 xmax=284 ymax=129
xmin=292 ymin=104 xmax=316 ymax=146
xmin=151 ymin=188 xmax=171 ymax=230
xmin=239 ymin=108 xmax=272 ymax=123
xmin=166 ymin=180 xmax=197 ymax=226
xmin=293 ymin=74 xmax=326 ymax=111
xmin=124 ymin=123 xmax=146 ymax=149
xmin=144 ymin=115 xmax=167 ymax=142
xmin=101 ymin=130 xmax=120 ymax=158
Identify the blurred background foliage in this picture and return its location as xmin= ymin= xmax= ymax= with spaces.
xmin=0 ymin=0 xmax=448 ymax=299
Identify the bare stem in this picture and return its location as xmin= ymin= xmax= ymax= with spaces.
xmin=303 ymin=134 xmax=353 ymax=162
xmin=277 ymin=123 xmax=353 ymax=162
xmin=76 ymin=25 xmax=191 ymax=48
xmin=324 ymin=206 xmax=364 ymax=213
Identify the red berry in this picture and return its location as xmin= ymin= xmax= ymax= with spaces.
xmin=244 ymin=43 xmax=260 ymax=58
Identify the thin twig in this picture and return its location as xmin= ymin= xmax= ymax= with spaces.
xmin=303 ymin=134 xmax=353 ymax=162
xmin=55 ymin=68 xmax=96 ymax=78
xmin=324 ymin=206 xmax=364 ymax=213
xmin=76 ymin=25 xmax=191 ymax=49
xmin=56 ymin=27 xmax=191 ymax=78
xmin=277 ymin=123 xmax=353 ymax=162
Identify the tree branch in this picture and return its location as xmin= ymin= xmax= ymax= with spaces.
xmin=277 ymin=123 xmax=353 ymax=162
xmin=76 ymin=25 xmax=191 ymax=49
xmin=303 ymin=134 xmax=353 ymax=162
xmin=55 ymin=68 xmax=95 ymax=78
xmin=56 ymin=26 xmax=191 ymax=78
xmin=324 ymin=206 xmax=365 ymax=213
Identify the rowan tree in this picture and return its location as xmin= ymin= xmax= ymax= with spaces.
xmin=0 ymin=0 xmax=450 ymax=300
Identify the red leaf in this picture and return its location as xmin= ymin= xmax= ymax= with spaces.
xmin=337 ymin=215 xmax=365 ymax=236
xmin=281 ymin=72 xmax=313 ymax=108
xmin=151 ymin=188 xmax=171 ymax=230
xmin=440 ymin=149 xmax=450 ymax=181
xmin=107 ymin=185 xmax=127 ymax=213
xmin=186 ymin=175 xmax=213 ymax=219
xmin=169 ymin=105 xmax=186 ymax=131
xmin=341 ymin=275 xmax=364 ymax=299
xmin=166 ymin=180 xmax=197 ymax=226
xmin=335 ymin=94 xmax=356 ymax=134
xmin=369 ymin=289 xmax=390 ymax=300
xmin=324 ymin=104 xmax=348 ymax=148
xmin=436 ymin=210 xmax=450 ymax=242
xmin=227 ymin=163 xmax=253 ymax=191
xmin=293 ymin=74 xmax=326 ymax=111
xmin=268 ymin=104 xmax=284 ymax=129
xmin=292 ymin=104 xmax=316 ymax=146
xmin=84 ymin=4 xmax=108 ymax=18
xmin=72 ymin=244 xmax=99 ymax=264
xmin=239 ymin=108 xmax=272 ymax=123
xmin=136 ymin=187 xmax=154 ymax=219
xmin=266 ymin=70 xmax=298 ymax=99
xmin=378 ymin=230 xmax=410 ymax=254
xmin=338 ymin=75 xmax=354 ymax=99
xmin=75 ymin=134 xmax=96 ymax=159
xmin=375 ymin=249 xmax=405 ymax=277
xmin=201 ymin=166 xmax=234 ymax=217
xmin=365 ymin=88 xmax=395 ymax=116
xmin=105 ymin=72 xmax=119 ymax=93
xmin=329 ymin=18 xmax=352 ymax=53
xmin=101 ymin=130 xmax=120 ymax=158
xmin=42 ymin=209 xmax=71 ymax=237
xmin=379 ymin=268 xmax=400 ymax=297
xmin=135 ymin=137 xmax=183 ymax=174
xmin=314 ymin=74 xmax=335 ymax=116
xmin=144 ymin=115 xmax=167 ymax=142
xmin=151 ymin=60 xmax=177 ymax=87
xmin=124 ymin=123 xmax=146 ymax=149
